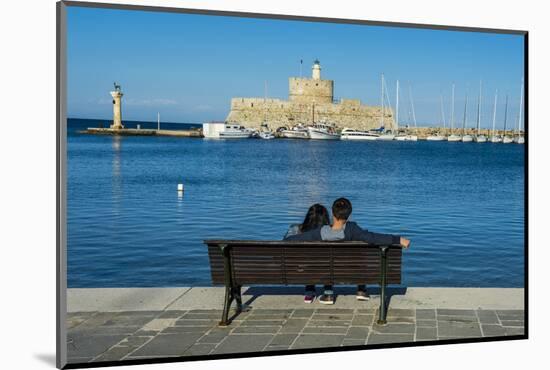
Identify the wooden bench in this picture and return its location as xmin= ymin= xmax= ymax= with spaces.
xmin=204 ymin=240 xmax=404 ymax=326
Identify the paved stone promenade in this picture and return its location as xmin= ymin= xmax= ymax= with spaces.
xmin=66 ymin=287 xmax=525 ymax=364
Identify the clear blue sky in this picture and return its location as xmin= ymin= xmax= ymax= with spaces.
xmin=67 ymin=6 xmax=525 ymax=127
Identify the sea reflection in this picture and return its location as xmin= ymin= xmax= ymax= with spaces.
xmin=111 ymin=136 xmax=122 ymax=215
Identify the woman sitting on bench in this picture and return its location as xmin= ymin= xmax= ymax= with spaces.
xmin=284 ymin=203 xmax=331 ymax=304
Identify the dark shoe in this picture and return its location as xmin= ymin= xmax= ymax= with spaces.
xmin=319 ymin=294 xmax=335 ymax=305
xmin=356 ymin=290 xmax=370 ymax=301
xmin=304 ymin=292 xmax=316 ymax=304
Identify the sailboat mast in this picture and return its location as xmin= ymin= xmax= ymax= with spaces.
xmin=264 ymin=80 xmax=267 ymax=123
xmin=451 ymin=83 xmax=455 ymax=132
xmin=380 ymin=74 xmax=385 ymax=128
xmin=396 ymin=80 xmax=399 ymax=131
xmin=503 ymin=94 xmax=509 ymax=134
xmin=157 ymin=112 xmax=160 ymax=131
xmin=440 ymin=93 xmax=446 ymax=130
xmin=477 ymin=81 xmax=482 ymax=135
xmin=492 ymin=90 xmax=498 ymax=137
xmin=462 ymin=92 xmax=468 ymax=135
xmin=517 ymin=79 xmax=524 ymax=135
xmin=409 ymin=84 xmax=417 ymax=129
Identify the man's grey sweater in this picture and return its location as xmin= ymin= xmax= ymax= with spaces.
xmin=284 ymin=221 xmax=401 ymax=245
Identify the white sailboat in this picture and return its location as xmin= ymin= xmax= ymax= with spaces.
xmin=514 ymin=79 xmax=525 ymax=144
xmin=377 ymin=74 xmax=395 ymax=141
xmin=427 ymin=93 xmax=447 ymax=141
xmin=474 ymin=81 xmax=487 ymax=143
xmin=461 ymin=91 xmax=473 ymax=142
xmin=489 ymin=90 xmax=501 ymax=143
xmin=407 ymin=83 xmax=418 ymax=141
xmin=447 ymin=83 xmax=461 ymax=142
xmin=394 ymin=80 xmax=417 ymax=141
xmin=461 ymin=92 xmax=474 ymax=143
xmin=259 ymin=80 xmax=275 ymax=140
xmin=502 ymin=94 xmax=513 ymax=144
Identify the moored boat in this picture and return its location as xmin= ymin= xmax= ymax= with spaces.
xmin=447 ymin=134 xmax=462 ymax=142
xmin=502 ymin=136 xmax=514 ymax=144
xmin=473 ymin=81 xmax=486 ymax=143
xmin=219 ymin=124 xmax=253 ymax=139
xmin=281 ymin=125 xmax=309 ymax=139
xmin=340 ymin=128 xmax=379 ymax=140
xmin=426 ymin=134 xmax=445 ymax=141
xmin=307 ymin=122 xmax=340 ymax=140
xmin=258 ymin=122 xmax=275 ymax=140
xmin=259 ymin=131 xmax=275 ymax=140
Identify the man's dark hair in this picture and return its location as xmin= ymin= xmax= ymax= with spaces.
xmin=332 ymin=197 xmax=352 ymax=221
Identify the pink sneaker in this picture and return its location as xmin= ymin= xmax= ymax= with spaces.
xmin=304 ymin=292 xmax=316 ymax=304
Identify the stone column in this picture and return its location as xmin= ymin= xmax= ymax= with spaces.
xmin=110 ymin=90 xmax=124 ymax=130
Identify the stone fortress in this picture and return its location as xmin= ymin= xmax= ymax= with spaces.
xmin=225 ymin=60 xmax=396 ymax=131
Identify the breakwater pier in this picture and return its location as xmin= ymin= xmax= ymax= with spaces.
xmin=85 ymin=127 xmax=202 ymax=138
xmin=65 ymin=287 xmax=525 ymax=364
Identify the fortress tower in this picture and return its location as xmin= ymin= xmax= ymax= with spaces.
xmin=110 ymin=83 xmax=124 ymax=130
xmin=288 ymin=60 xmax=334 ymax=104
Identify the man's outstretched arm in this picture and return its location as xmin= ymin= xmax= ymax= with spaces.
xmin=348 ymin=222 xmax=410 ymax=248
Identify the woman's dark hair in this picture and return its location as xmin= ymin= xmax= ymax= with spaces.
xmin=300 ymin=204 xmax=330 ymax=232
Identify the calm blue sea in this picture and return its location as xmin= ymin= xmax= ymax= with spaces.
xmin=67 ymin=118 xmax=525 ymax=288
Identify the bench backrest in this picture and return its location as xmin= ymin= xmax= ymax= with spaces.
xmin=205 ymin=240 xmax=402 ymax=286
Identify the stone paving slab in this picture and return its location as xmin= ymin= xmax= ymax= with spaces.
xmin=67 ymin=306 xmax=525 ymax=364
xmin=65 ymin=287 xmax=525 ymax=365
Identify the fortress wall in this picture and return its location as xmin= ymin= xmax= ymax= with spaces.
xmin=226 ymin=98 xmax=395 ymax=131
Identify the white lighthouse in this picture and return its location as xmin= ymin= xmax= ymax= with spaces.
xmin=110 ymin=83 xmax=124 ymax=130
xmin=312 ymin=59 xmax=322 ymax=80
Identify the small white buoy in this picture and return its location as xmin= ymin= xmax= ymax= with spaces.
xmin=177 ymin=184 xmax=184 ymax=192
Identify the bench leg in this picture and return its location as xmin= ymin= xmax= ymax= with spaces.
xmin=235 ymin=285 xmax=243 ymax=312
xmin=219 ymin=285 xmax=234 ymax=326
xmin=377 ymin=246 xmax=389 ymax=325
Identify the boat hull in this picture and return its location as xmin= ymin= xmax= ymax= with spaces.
xmin=461 ymin=135 xmax=473 ymax=142
xmin=219 ymin=132 xmax=252 ymax=139
xmin=447 ymin=135 xmax=462 ymax=142
xmin=395 ymin=135 xmax=418 ymax=141
xmin=307 ymin=128 xmax=340 ymax=140
xmin=474 ymin=135 xmax=487 ymax=143
xmin=377 ymin=134 xmax=395 ymax=141
xmin=281 ymin=130 xmax=309 ymax=139
xmin=341 ymin=134 xmax=379 ymax=140
xmin=426 ymin=136 xmax=446 ymax=141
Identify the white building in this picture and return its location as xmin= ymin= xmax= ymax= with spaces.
xmin=202 ymin=121 xmax=226 ymax=138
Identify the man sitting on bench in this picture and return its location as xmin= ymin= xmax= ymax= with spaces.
xmin=284 ymin=197 xmax=411 ymax=305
